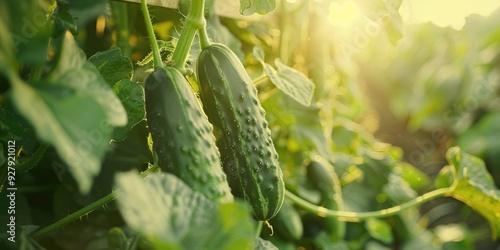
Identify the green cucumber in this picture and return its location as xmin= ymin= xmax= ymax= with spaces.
xmin=272 ymin=200 xmax=303 ymax=241
xmin=307 ymin=156 xmax=345 ymax=241
xmin=145 ymin=66 xmax=233 ymax=203
xmin=196 ymin=43 xmax=285 ymax=220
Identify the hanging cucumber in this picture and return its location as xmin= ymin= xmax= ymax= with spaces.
xmin=196 ymin=43 xmax=285 ymax=220
xmin=271 ymin=200 xmax=303 ymax=241
xmin=306 ymin=156 xmax=346 ymax=241
xmin=141 ymin=0 xmax=232 ymax=203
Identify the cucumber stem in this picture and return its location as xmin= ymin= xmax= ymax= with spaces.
xmin=140 ymin=0 xmax=163 ymax=68
xmin=30 ymin=164 xmax=161 ymax=239
xmin=255 ymin=221 xmax=263 ymax=239
xmin=171 ymin=0 xmax=208 ymax=71
xmin=285 ymin=187 xmax=452 ymax=221
xmin=198 ymin=22 xmax=212 ymax=49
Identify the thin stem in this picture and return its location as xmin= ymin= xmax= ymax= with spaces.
xmin=171 ymin=0 xmax=206 ymax=71
xmin=31 ymin=190 xmax=117 ymax=239
xmin=253 ymin=75 xmax=268 ymax=86
xmin=140 ymin=0 xmax=162 ymax=68
xmin=198 ymin=23 xmax=212 ymax=49
xmin=285 ymin=188 xmax=452 ymax=221
xmin=28 ymin=65 xmax=44 ymax=84
xmin=31 ymin=165 xmax=160 ymax=239
xmin=110 ymin=1 xmax=132 ymax=57
xmin=15 ymin=143 xmax=49 ymax=173
xmin=255 ymin=221 xmax=263 ymax=239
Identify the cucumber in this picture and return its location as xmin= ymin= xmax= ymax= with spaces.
xmin=307 ymin=156 xmax=345 ymax=241
xmin=145 ymin=66 xmax=233 ymax=203
xmin=272 ymin=200 xmax=303 ymax=241
xmin=196 ymin=43 xmax=285 ymax=220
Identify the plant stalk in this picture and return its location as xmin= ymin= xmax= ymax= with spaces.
xmin=110 ymin=1 xmax=132 ymax=57
xmin=171 ymin=0 xmax=208 ymax=71
xmin=15 ymin=143 xmax=49 ymax=173
xmin=140 ymin=0 xmax=162 ymax=68
xmin=30 ymin=165 xmax=160 ymax=239
xmin=285 ymin=188 xmax=452 ymax=221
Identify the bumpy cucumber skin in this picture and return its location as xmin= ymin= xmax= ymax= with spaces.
xmin=196 ymin=44 xmax=285 ymax=220
xmin=145 ymin=67 xmax=233 ymax=203
xmin=307 ymin=158 xmax=345 ymax=241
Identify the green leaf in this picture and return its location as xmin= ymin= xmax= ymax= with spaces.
xmin=267 ymin=61 xmax=313 ymax=106
xmin=382 ymin=171 xmax=418 ymax=204
xmin=239 ymin=0 xmax=276 ymax=15
xmin=258 ymin=53 xmax=315 ymax=107
xmin=53 ymin=11 xmax=78 ymax=37
xmin=0 ymin=0 xmax=51 ymax=65
xmin=395 ymin=162 xmax=430 ymax=190
xmin=10 ymin=76 xmax=109 ymax=194
xmin=48 ymin=32 xmax=128 ymax=127
xmin=88 ymin=47 xmax=134 ymax=86
xmin=252 ymin=46 xmax=265 ymax=62
xmin=9 ymin=33 xmax=127 ymax=193
xmin=115 ymin=172 xmax=255 ymax=250
xmin=47 ymin=33 xmax=86 ymax=77
xmin=275 ymin=59 xmax=315 ymax=106
xmin=112 ymin=80 xmax=145 ymax=141
xmin=438 ymin=147 xmax=500 ymax=240
xmin=365 ymin=218 xmax=393 ymax=244
xmin=253 ymin=238 xmax=278 ymax=250
xmin=351 ymin=0 xmax=403 ymax=44
xmin=457 ymin=112 xmax=500 ymax=157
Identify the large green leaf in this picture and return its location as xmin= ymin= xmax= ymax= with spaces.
xmin=10 ymin=75 xmax=109 ymax=194
xmin=47 ymin=33 xmax=128 ymax=127
xmin=239 ymin=0 xmax=276 ymax=15
xmin=9 ymin=33 xmax=127 ymax=193
xmin=436 ymin=147 xmax=500 ymax=239
xmin=88 ymin=47 xmax=134 ymax=86
xmin=115 ymin=172 xmax=255 ymax=249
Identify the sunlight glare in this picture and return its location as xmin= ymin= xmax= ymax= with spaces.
xmin=328 ymin=1 xmax=363 ymax=28
xmin=400 ymin=0 xmax=500 ymax=29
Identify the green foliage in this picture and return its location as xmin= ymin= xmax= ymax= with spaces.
xmin=239 ymin=0 xmax=276 ymax=16
xmin=253 ymin=237 xmax=279 ymax=250
xmin=8 ymin=32 xmax=127 ymax=194
xmin=253 ymin=47 xmax=315 ymax=107
xmin=115 ymin=172 xmax=255 ymax=249
xmin=436 ymin=147 xmax=500 ymax=239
